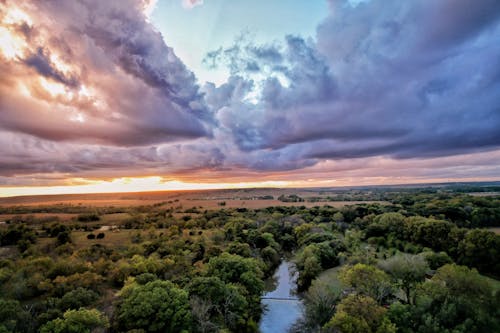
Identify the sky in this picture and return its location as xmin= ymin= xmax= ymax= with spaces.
xmin=0 ymin=0 xmax=499 ymax=196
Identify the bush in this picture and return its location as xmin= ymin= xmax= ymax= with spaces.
xmin=56 ymin=231 xmax=72 ymax=246
xmin=77 ymin=213 xmax=100 ymax=222
xmin=40 ymin=308 xmax=109 ymax=333
xmin=57 ymin=288 xmax=99 ymax=310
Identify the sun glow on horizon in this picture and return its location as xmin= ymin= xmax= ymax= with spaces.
xmin=0 ymin=177 xmax=291 ymax=197
xmin=2 ymin=174 xmax=498 ymax=198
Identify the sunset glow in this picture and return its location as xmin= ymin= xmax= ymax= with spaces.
xmin=0 ymin=177 xmax=292 ymax=197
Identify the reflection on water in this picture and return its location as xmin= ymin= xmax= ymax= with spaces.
xmin=259 ymin=261 xmax=303 ymax=333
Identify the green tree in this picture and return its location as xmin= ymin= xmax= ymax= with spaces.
xmin=295 ymin=241 xmax=341 ymax=290
xmin=260 ymin=246 xmax=280 ymax=272
xmin=40 ymin=308 xmax=108 ymax=333
xmin=406 ymin=217 xmax=453 ymax=251
xmin=207 ymin=253 xmax=264 ymax=297
xmin=324 ymin=294 xmax=396 ymax=333
xmin=188 ymin=276 xmax=248 ymax=330
xmin=389 ymin=264 xmax=500 ymax=333
xmin=379 ymin=253 xmax=429 ymax=304
xmin=0 ymin=298 xmax=32 ymax=333
xmin=422 ymin=251 xmax=452 ymax=270
xmin=57 ymin=288 xmax=99 ymax=311
xmin=116 ymin=279 xmax=192 ymax=332
xmin=339 ymin=264 xmax=393 ymax=303
xmin=296 ymin=274 xmax=342 ymax=331
xmin=456 ymin=229 xmax=500 ymax=277
xmin=368 ymin=213 xmax=406 ymax=237
xmin=295 ymin=245 xmax=322 ymax=290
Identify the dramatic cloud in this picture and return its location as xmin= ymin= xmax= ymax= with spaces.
xmin=0 ymin=0 xmax=211 ymax=146
xmin=1 ymin=0 xmax=500 ymax=188
xmin=205 ymin=0 xmax=500 ymax=162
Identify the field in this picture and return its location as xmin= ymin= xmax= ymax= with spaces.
xmin=0 ymin=188 xmax=388 ymax=209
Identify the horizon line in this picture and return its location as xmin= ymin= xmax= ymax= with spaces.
xmin=1 ymin=179 xmax=499 ymax=199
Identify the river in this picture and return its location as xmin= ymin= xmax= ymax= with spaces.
xmin=259 ymin=260 xmax=303 ymax=333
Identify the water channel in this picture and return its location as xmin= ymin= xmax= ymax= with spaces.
xmin=259 ymin=260 xmax=303 ymax=333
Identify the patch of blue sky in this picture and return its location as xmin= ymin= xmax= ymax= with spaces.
xmin=151 ymin=0 xmax=329 ymax=84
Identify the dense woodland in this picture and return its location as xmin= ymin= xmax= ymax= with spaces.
xmin=0 ymin=187 xmax=499 ymax=332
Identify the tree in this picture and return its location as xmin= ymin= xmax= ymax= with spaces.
xmin=389 ymin=264 xmax=500 ymax=333
xmin=294 ymin=274 xmax=342 ymax=331
xmin=0 ymin=298 xmax=32 ymax=333
xmin=339 ymin=264 xmax=393 ymax=303
xmin=0 ymin=225 xmax=36 ymax=247
xmin=426 ymin=264 xmax=494 ymax=301
xmin=190 ymin=296 xmax=218 ymax=333
xmin=57 ymin=288 xmax=99 ymax=311
xmin=260 ymin=246 xmax=280 ymax=272
xmin=56 ymin=231 xmax=72 ymax=246
xmin=456 ymin=229 xmax=500 ymax=277
xmin=295 ymin=241 xmax=342 ymax=291
xmin=422 ymin=251 xmax=452 ymax=270
xmin=295 ymin=245 xmax=322 ymax=290
xmin=188 ymin=276 xmax=248 ymax=331
xmin=302 ymin=255 xmax=322 ymax=291
xmin=368 ymin=213 xmax=406 ymax=237
xmin=207 ymin=253 xmax=264 ymax=297
xmin=206 ymin=253 xmax=264 ymax=326
xmin=227 ymin=242 xmax=251 ymax=257
xmin=115 ymin=279 xmax=191 ymax=332
xmin=406 ymin=217 xmax=453 ymax=251
xmin=40 ymin=308 xmax=108 ymax=333
xmin=324 ymin=294 xmax=396 ymax=333
xmin=379 ymin=253 xmax=429 ymax=304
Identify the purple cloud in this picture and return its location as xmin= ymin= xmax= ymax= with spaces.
xmin=205 ymin=0 xmax=500 ymax=162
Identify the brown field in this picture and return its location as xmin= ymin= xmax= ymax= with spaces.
xmin=489 ymin=227 xmax=500 ymax=235
xmin=0 ymin=213 xmax=77 ymax=221
xmin=0 ymin=188 xmax=387 ymax=209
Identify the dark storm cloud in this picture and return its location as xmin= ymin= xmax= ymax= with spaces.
xmin=415 ymin=0 xmax=500 ymax=50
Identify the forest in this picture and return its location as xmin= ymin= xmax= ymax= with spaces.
xmin=0 ymin=187 xmax=499 ymax=332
